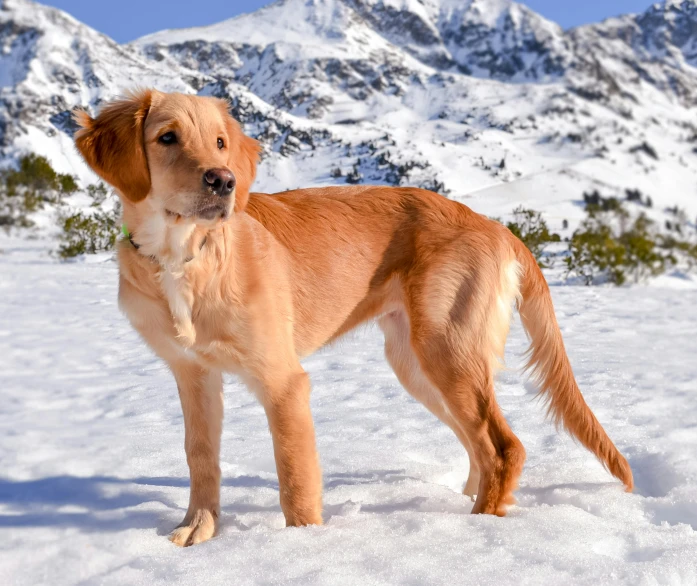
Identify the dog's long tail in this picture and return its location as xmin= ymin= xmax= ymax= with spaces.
xmin=512 ymin=238 xmax=633 ymax=491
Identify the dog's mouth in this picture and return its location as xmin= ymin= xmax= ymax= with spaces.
xmin=195 ymin=203 xmax=229 ymax=221
xmin=166 ymin=201 xmax=231 ymax=222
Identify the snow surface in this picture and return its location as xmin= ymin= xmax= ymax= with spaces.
xmin=2 ymin=0 xmax=697 ymax=583
xmin=1 ymin=236 xmax=696 ymax=585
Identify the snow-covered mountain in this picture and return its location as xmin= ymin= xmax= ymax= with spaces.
xmin=2 ymin=0 xmax=697 ymax=233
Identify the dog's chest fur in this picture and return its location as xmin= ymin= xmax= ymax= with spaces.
xmin=118 ymin=244 xmax=250 ymax=372
xmin=134 ymin=220 xmax=219 ymax=349
xmin=158 ymin=264 xmax=197 ymax=347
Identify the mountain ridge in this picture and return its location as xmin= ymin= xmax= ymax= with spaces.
xmin=1 ymin=0 xmax=696 ymax=234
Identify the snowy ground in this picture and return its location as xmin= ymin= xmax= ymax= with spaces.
xmin=1 ymin=236 xmax=696 ymax=586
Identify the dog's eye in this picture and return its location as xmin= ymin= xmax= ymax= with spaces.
xmin=158 ymin=132 xmax=177 ymax=145
xmin=217 ymin=138 xmax=225 ymax=150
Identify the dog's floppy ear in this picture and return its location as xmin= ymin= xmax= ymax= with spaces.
xmin=220 ymin=106 xmax=260 ymax=213
xmin=73 ymin=90 xmax=152 ymax=202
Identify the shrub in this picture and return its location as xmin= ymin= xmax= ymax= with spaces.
xmin=0 ymin=152 xmax=121 ymax=258
xmin=630 ymin=141 xmax=659 ymax=160
xmin=86 ymin=182 xmax=109 ymax=206
xmin=0 ymin=193 xmax=35 ymax=229
xmin=506 ymin=207 xmax=560 ymax=267
xmin=58 ymin=174 xmax=79 ymax=194
xmin=4 ymin=153 xmax=77 ymax=195
xmin=345 ymin=164 xmax=363 ymax=184
xmin=617 ymin=214 xmax=669 ymax=283
xmin=566 ymin=206 xmax=672 ymax=285
xmin=583 ymin=190 xmax=633 ymax=214
xmin=625 ymin=188 xmax=642 ymax=203
xmin=57 ymin=205 xmax=120 ymax=259
xmin=0 ymin=154 xmax=79 ymax=229
xmin=566 ymin=216 xmax=627 ymax=285
xmin=658 ymin=235 xmax=697 ymax=270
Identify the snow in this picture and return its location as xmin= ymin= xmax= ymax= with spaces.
xmin=138 ymin=0 xmax=362 ymax=55
xmin=1 ymin=236 xmax=696 ymax=585
xmin=2 ymin=1 xmax=697 ymax=580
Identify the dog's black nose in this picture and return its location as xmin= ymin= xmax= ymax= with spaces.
xmin=203 ymin=168 xmax=236 ymax=196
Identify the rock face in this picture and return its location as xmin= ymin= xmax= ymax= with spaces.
xmin=1 ymin=0 xmax=697 ymax=221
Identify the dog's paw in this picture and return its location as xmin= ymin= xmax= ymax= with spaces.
xmin=169 ymin=508 xmax=217 ymax=547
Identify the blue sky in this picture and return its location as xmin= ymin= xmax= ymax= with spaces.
xmin=43 ymin=0 xmax=657 ymax=43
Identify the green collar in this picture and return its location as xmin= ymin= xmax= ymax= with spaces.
xmin=121 ymin=224 xmax=140 ymax=250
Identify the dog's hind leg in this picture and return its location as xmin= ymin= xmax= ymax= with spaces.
xmin=378 ymin=310 xmax=481 ymax=501
xmin=404 ymin=251 xmax=526 ymax=515
xmin=169 ymin=361 xmax=224 ymax=546
xmin=412 ymin=338 xmax=525 ymax=516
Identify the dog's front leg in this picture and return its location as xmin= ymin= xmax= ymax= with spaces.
xmin=169 ymin=361 xmax=223 ymax=546
xmin=262 ymin=369 xmax=323 ymax=527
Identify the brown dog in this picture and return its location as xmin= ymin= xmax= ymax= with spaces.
xmin=74 ymin=90 xmax=633 ymax=547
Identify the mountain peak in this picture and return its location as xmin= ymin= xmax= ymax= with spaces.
xmin=639 ymin=0 xmax=697 ymax=18
xmin=662 ymin=0 xmax=697 ymax=8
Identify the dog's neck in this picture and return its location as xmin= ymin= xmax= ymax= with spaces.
xmin=121 ymin=199 xmax=219 ymax=348
xmin=122 ymin=200 xmax=209 ymax=268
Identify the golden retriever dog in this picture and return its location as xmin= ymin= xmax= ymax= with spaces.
xmin=73 ymin=90 xmax=633 ymax=547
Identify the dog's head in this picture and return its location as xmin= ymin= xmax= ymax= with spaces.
xmin=74 ymin=90 xmax=260 ymax=223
